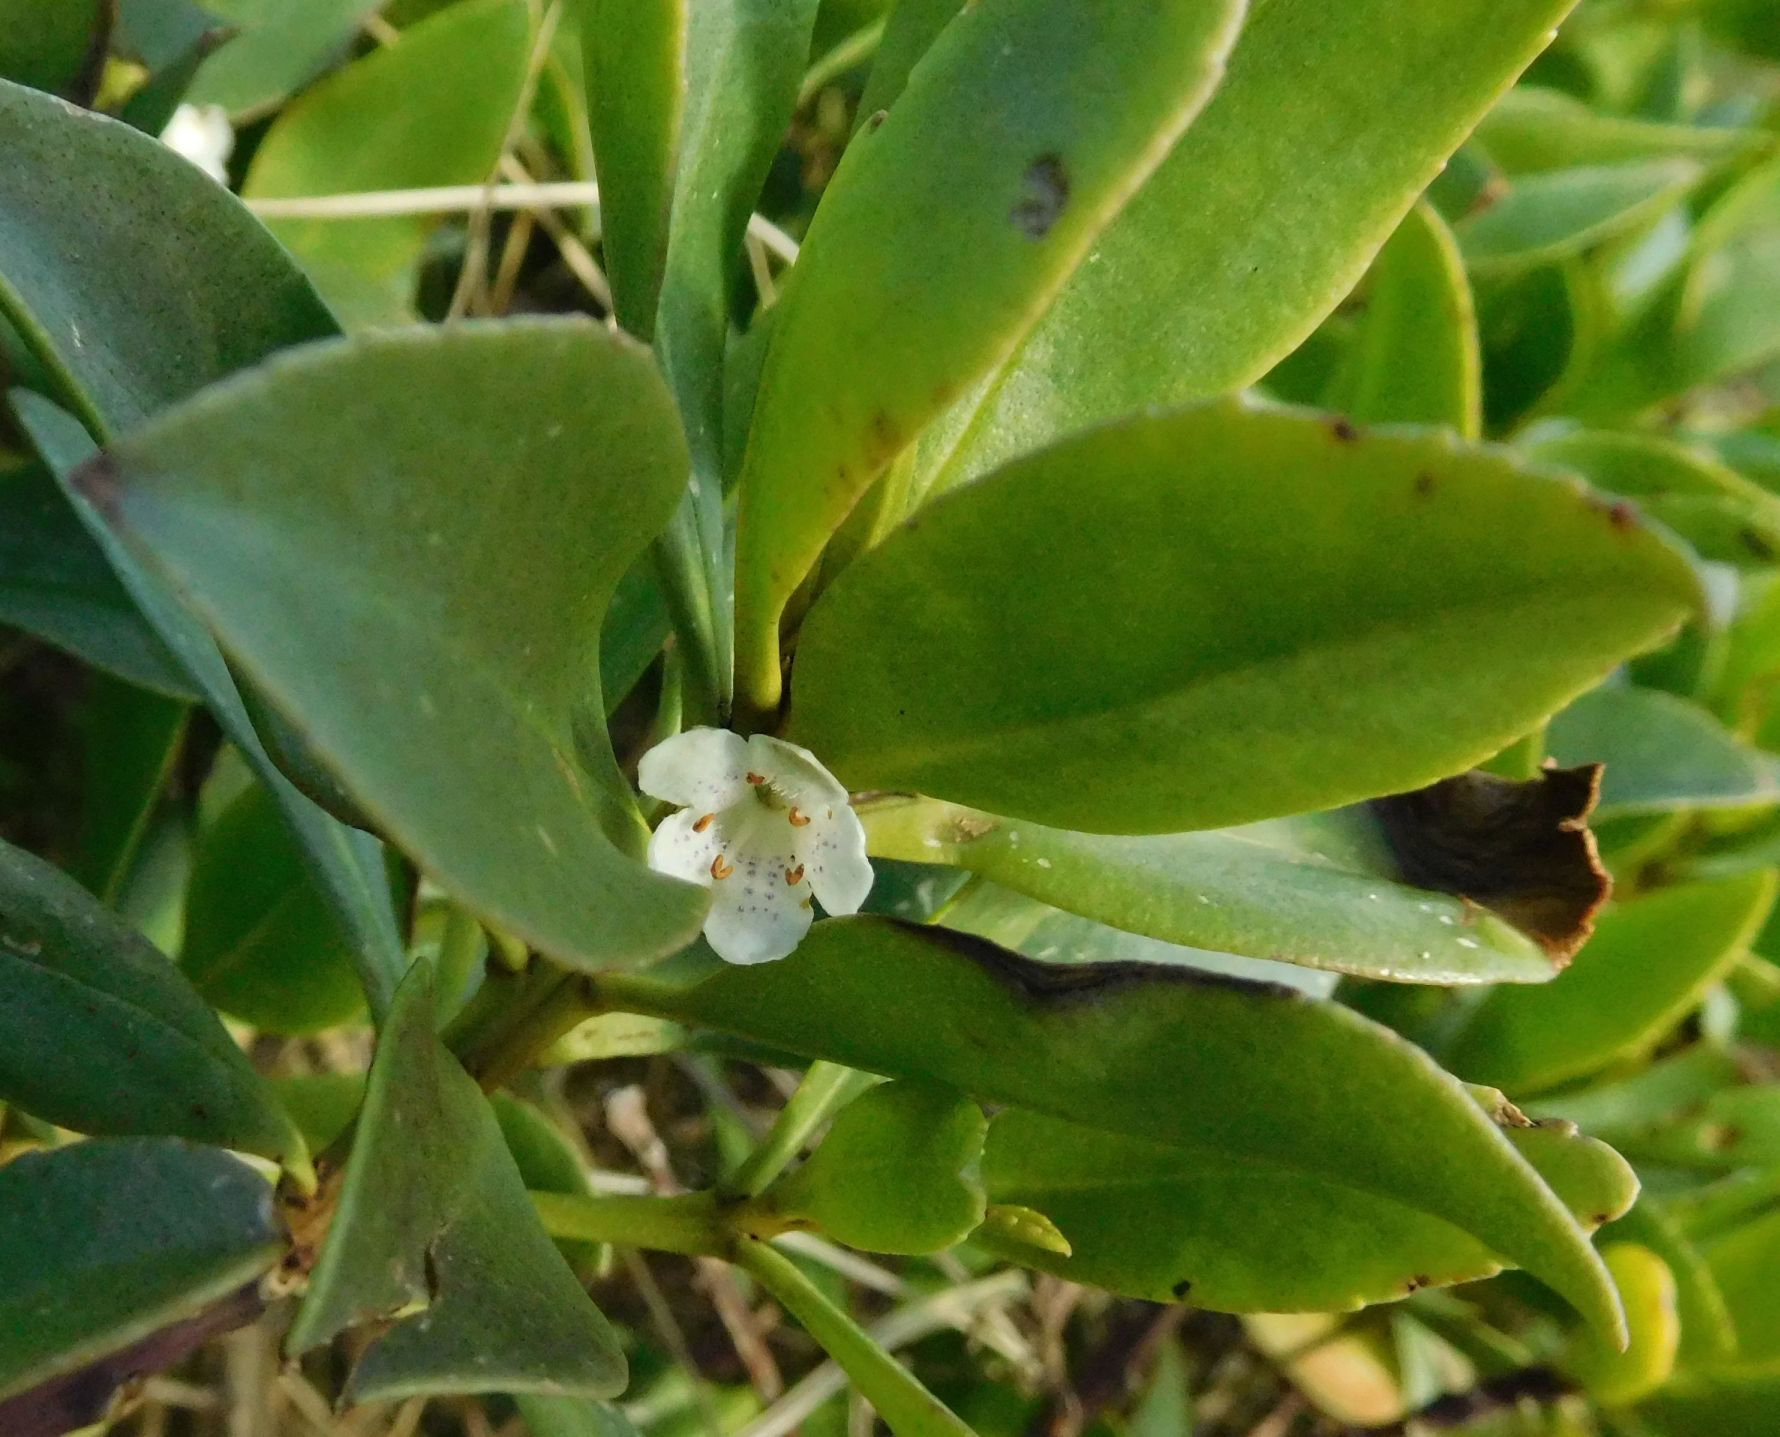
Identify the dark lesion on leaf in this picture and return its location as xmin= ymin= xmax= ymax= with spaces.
xmin=69 ymin=451 xmax=124 ymax=521
xmin=1371 ymin=764 xmax=1609 ymax=964
xmin=1010 ymin=154 xmax=1069 ymax=239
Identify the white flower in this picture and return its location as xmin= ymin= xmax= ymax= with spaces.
xmin=159 ymin=104 xmax=234 ymax=185
xmin=640 ymin=728 xmax=872 ymax=965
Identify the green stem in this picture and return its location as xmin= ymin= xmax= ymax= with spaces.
xmin=652 ymin=518 xmax=723 ymax=729
xmin=1483 ymin=722 xmax=1549 ymax=782
xmin=445 ymin=964 xmax=580 ymax=1087
xmin=434 ymin=904 xmax=486 ymax=1024
xmin=532 ymin=1190 xmax=730 ymax=1257
xmin=734 ymin=1239 xmax=976 ymax=1437
xmin=723 ymin=1061 xmax=880 ymax=1199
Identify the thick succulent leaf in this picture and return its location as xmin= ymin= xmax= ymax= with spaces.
xmin=1322 ymin=202 xmax=1481 ymax=437
xmin=1564 ymin=1244 xmax=1680 ymax=1405
xmin=1447 ymin=872 xmax=1778 ymax=1095
xmin=1549 ymin=686 xmax=1780 ymax=818
xmin=862 ymin=795 xmax=1562 ymax=985
xmin=0 ymin=1140 xmax=282 ymax=1408
xmin=909 ymin=0 xmax=1583 ymax=497
xmin=765 ymin=1082 xmax=987 ymax=1255
xmin=187 ymin=0 xmax=383 ymax=117
xmin=288 ymin=964 xmax=627 ymax=1402
xmin=1456 ymin=160 xmax=1703 ymax=275
xmin=12 ymin=393 xmax=408 ymax=1020
xmin=789 ymin=400 xmax=1698 ymax=835
xmin=0 ymin=77 xmax=336 ymax=431
xmin=180 ymin=782 xmax=367 ymax=1035
xmin=606 ymin=917 xmax=1627 ymax=1339
xmin=731 ymin=0 xmax=1247 ymax=705
xmin=242 ymin=0 xmax=532 ymax=326
xmin=977 ymin=1098 xmax=1634 ymax=1313
xmin=0 ymin=456 xmax=193 ymax=698
xmin=0 ymin=835 xmax=307 ymax=1168
xmin=1474 ymin=87 xmax=1773 ymax=173
xmin=75 ymin=321 xmax=707 ymax=971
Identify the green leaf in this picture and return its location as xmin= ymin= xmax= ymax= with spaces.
xmin=1548 ymin=686 xmax=1780 ymax=819
xmin=1447 ymin=872 xmax=1778 ymax=1095
xmin=603 ymin=916 xmax=1627 ymax=1339
xmin=1604 ymin=1084 xmax=1780 ymax=1172
xmin=0 ymin=455 xmax=193 ymax=698
xmin=734 ymin=1238 xmax=976 ymax=1437
xmin=976 ymin=1095 xmax=1634 ymax=1313
xmin=789 ymin=400 xmax=1698 ymax=835
xmin=731 ymin=0 xmax=1246 ymax=707
xmin=70 ymin=674 xmax=189 ymax=906
xmin=1322 ymin=201 xmax=1482 ymax=437
xmin=289 ymin=964 xmax=627 ymax=1402
xmin=12 ymin=392 xmax=409 ymax=1021
xmin=0 ymin=835 xmax=308 ymax=1168
xmin=1564 ymin=1244 xmax=1679 ymax=1406
xmin=1641 ymin=1371 xmax=1780 ymax=1437
xmin=188 ymin=0 xmax=382 ymax=117
xmin=1702 ymin=1204 xmax=1780 ymax=1362
xmin=905 ymin=0 xmax=1583 ymax=498
xmin=576 ymin=0 xmax=683 ymax=335
xmin=78 ymin=320 xmax=707 ymax=972
xmin=242 ymin=0 xmax=532 ymax=326
xmin=765 ymin=1082 xmax=987 ymax=1255
xmin=1456 ymin=160 xmax=1703 ymax=275
xmin=0 ymin=78 xmax=337 ymax=433
xmin=864 ymin=797 xmax=1560 ymax=985
xmin=0 ymin=0 xmax=104 ymax=99
xmin=181 ymin=782 xmax=368 ymax=1035
xmin=492 ymin=1093 xmax=604 ymax=1272
xmin=1474 ymin=87 xmax=1773 ymax=174
xmin=0 ymin=1139 xmax=283 ymax=1404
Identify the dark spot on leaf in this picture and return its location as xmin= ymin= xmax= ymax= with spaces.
xmin=1373 ymin=765 xmax=1609 ymax=963
xmin=1742 ymin=527 xmax=1778 ymax=561
xmin=866 ymin=109 xmax=888 ymax=131
xmin=70 ymin=452 xmax=123 ymax=521
xmin=1702 ymin=1122 xmax=1743 ymax=1152
xmin=1406 ymin=1274 xmax=1431 ymax=1293
xmin=1330 ymin=417 xmax=1361 ymax=444
xmin=1010 ymin=154 xmax=1069 ymax=239
xmin=1591 ymin=1212 xmax=1611 ymax=1227
xmin=1609 ymin=501 xmax=1637 ymax=532
xmin=1415 ymin=471 xmax=1437 ymax=498
xmin=868 ymin=411 xmax=903 ymax=462
xmin=1171 ymin=1279 xmax=1193 ymax=1300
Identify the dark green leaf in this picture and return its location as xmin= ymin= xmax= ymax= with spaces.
xmin=289 ymin=964 xmax=627 ymax=1402
xmin=0 ymin=835 xmax=308 ymax=1167
xmin=188 ymin=0 xmax=382 ymax=117
xmin=790 ymin=401 xmax=1698 ymax=835
xmin=1456 ymin=160 xmax=1702 ymax=275
xmin=76 ymin=320 xmax=706 ymax=971
xmin=605 ymin=917 xmax=1627 ymax=1339
xmin=0 ymin=0 xmax=105 ymax=100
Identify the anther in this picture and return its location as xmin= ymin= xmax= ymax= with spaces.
xmin=788 ymin=807 xmax=811 ymax=827
xmin=746 ymin=772 xmax=766 ymax=785
xmin=786 ymin=864 xmax=805 ymax=885
xmin=693 ymin=813 xmax=716 ymax=833
xmin=711 ymin=855 xmax=734 ymax=879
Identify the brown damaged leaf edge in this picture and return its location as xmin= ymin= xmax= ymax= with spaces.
xmin=1372 ymin=763 xmax=1610 ymax=964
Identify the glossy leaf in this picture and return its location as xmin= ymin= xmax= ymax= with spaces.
xmin=13 ymin=393 xmax=409 ymax=1021
xmin=242 ymin=0 xmax=531 ymax=325
xmin=0 ymin=77 xmax=336 ymax=432
xmin=977 ymin=1097 xmax=1635 ymax=1312
xmin=1447 ymin=872 xmax=1778 ymax=1095
xmin=0 ymin=456 xmax=192 ymax=698
xmin=1548 ymin=686 xmax=1780 ymax=818
xmin=289 ymin=965 xmax=627 ymax=1402
xmin=789 ymin=401 xmax=1698 ymax=835
xmin=0 ymin=835 xmax=307 ymax=1167
xmin=180 ymin=782 xmax=367 ymax=1035
xmin=79 ymin=321 xmax=707 ymax=972
xmin=0 ymin=1139 xmax=282 ymax=1405
xmin=1456 ymin=160 xmax=1702 ymax=275
xmin=766 ymin=1082 xmax=987 ymax=1255
xmin=908 ymin=0 xmax=1584 ymax=497
xmin=188 ymin=0 xmax=382 ymax=117
xmin=1565 ymin=1244 xmax=1680 ymax=1406
xmin=731 ymin=0 xmax=1246 ymax=705
xmin=606 ymin=917 xmax=1627 ymax=1338
xmin=1322 ymin=202 xmax=1481 ymax=437
xmin=862 ymin=797 xmax=1559 ymax=985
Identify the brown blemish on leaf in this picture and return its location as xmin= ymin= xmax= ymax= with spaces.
xmin=1330 ymin=417 xmax=1361 ymax=444
xmin=1372 ymin=764 xmax=1610 ymax=963
xmin=1171 ymin=1279 xmax=1193 ymax=1300
xmin=1701 ymin=1122 xmax=1743 ymax=1152
xmin=1010 ymin=154 xmax=1070 ymax=239
xmin=949 ymin=814 xmax=999 ymax=844
xmin=1415 ymin=471 xmax=1437 ymax=498
xmin=70 ymin=452 xmax=123 ymax=521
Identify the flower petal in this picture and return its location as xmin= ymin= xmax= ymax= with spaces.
xmin=704 ymin=863 xmax=814 ymax=964
xmin=646 ymin=808 xmax=722 ymax=887
xmin=798 ymin=806 xmax=873 ymax=915
xmin=638 ymin=727 xmax=751 ymax=809
xmin=749 ymin=733 xmax=850 ymax=808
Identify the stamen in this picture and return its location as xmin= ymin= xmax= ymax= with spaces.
xmin=788 ymin=807 xmax=811 ymax=827
xmin=746 ymin=772 xmax=766 ymax=785
xmin=693 ymin=813 xmax=716 ymax=833
xmin=785 ymin=864 xmax=805 ymax=885
xmin=711 ymin=855 xmax=734 ymax=880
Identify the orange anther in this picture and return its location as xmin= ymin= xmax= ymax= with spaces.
xmin=746 ymin=772 xmax=766 ymax=785
xmin=788 ymin=807 xmax=811 ymax=827
xmin=786 ymin=864 xmax=805 ymax=885
xmin=693 ymin=812 xmax=716 ymax=833
xmin=710 ymin=855 xmax=734 ymax=880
